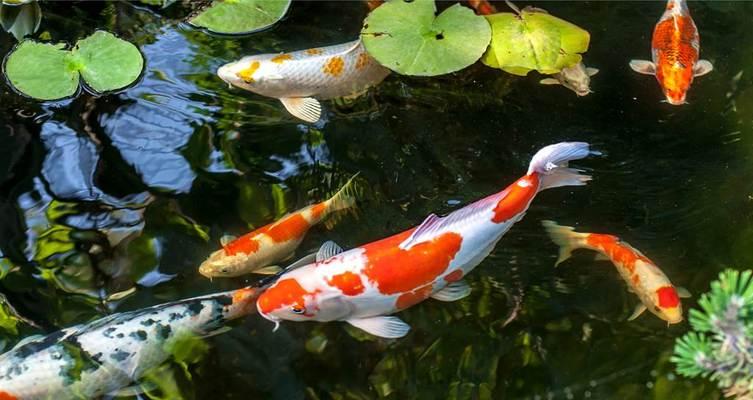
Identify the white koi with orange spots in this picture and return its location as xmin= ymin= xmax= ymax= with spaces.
xmin=198 ymin=175 xmax=359 ymax=278
xmin=542 ymin=221 xmax=690 ymax=324
xmin=217 ymin=40 xmax=390 ymax=122
xmin=256 ymin=142 xmax=596 ymax=338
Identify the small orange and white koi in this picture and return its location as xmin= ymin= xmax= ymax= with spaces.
xmin=198 ymin=175 xmax=359 ymax=278
xmin=630 ymin=0 xmax=712 ymax=105
xmin=217 ymin=40 xmax=390 ymax=123
xmin=542 ymin=221 xmax=690 ymax=324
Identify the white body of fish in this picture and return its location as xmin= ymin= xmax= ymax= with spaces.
xmin=217 ymin=40 xmax=390 ymax=122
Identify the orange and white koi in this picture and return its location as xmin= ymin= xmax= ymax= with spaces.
xmin=630 ymin=0 xmax=712 ymax=105
xmin=198 ymin=175 xmax=359 ymax=278
xmin=256 ymin=142 xmax=596 ymax=338
xmin=542 ymin=221 xmax=690 ymax=324
xmin=217 ymin=40 xmax=390 ymax=123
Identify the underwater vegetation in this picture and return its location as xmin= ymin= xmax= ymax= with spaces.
xmin=0 ymin=0 xmax=751 ymax=399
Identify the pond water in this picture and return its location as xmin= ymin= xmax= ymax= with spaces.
xmin=1 ymin=1 xmax=752 ymax=399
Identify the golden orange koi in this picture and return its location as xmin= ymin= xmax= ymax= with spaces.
xmin=542 ymin=221 xmax=691 ymax=324
xmin=198 ymin=175 xmax=359 ymax=278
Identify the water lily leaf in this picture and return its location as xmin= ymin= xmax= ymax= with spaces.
xmin=361 ymin=0 xmax=491 ymax=76
xmin=72 ymin=31 xmax=144 ymax=93
xmin=0 ymin=1 xmax=42 ymax=41
xmin=3 ymin=41 xmax=79 ymax=100
xmin=189 ymin=0 xmax=291 ymax=35
xmin=482 ymin=10 xmax=590 ymax=76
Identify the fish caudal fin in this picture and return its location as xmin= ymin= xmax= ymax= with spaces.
xmin=527 ymin=142 xmax=595 ymax=191
xmin=541 ymin=220 xmax=588 ymax=266
xmin=319 ymin=173 xmax=361 ymax=229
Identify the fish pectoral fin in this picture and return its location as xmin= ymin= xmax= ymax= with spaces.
xmin=346 ymin=316 xmax=411 ymax=339
xmin=540 ymin=78 xmax=561 ymax=85
xmin=285 ymin=253 xmax=318 ymax=271
xmin=693 ymin=60 xmax=713 ymax=77
xmin=253 ymin=265 xmax=283 ymax=275
xmin=316 ymin=240 xmax=344 ymax=262
xmin=586 ymin=67 xmax=599 ymax=76
xmin=431 ymin=280 xmax=471 ymax=302
xmin=220 ymin=234 xmax=238 ymax=247
xmin=677 ymin=286 xmax=692 ymax=298
xmin=627 ymin=303 xmax=647 ymax=321
xmin=629 ymin=60 xmax=656 ymax=75
xmin=280 ymin=97 xmax=322 ymax=123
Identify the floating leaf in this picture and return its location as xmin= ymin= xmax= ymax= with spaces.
xmin=72 ymin=31 xmax=144 ymax=93
xmin=361 ymin=0 xmax=491 ymax=76
xmin=189 ymin=0 xmax=291 ymax=35
xmin=482 ymin=10 xmax=590 ymax=76
xmin=3 ymin=41 xmax=78 ymax=100
xmin=3 ymin=30 xmax=143 ymax=100
xmin=0 ymin=1 xmax=41 ymax=41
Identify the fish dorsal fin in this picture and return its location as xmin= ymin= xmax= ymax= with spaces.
xmin=400 ymin=197 xmax=495 ymax=250
xmin=220 ymin=235 xmax=237 ymax=247
xmin=280 ymin=97 xmax=321 ymax=123
xmin=316 ymin=240 xmax=344 ymax=262
xmin=399 ymin=213 xmax=443 ymax=250
xmin=346 ymin=316 xmax=410 ymax=339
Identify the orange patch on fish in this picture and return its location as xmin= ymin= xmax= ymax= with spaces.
xmin=444 ymin=269 xmax=464 ymax=283
xmin=237 ymin=61 xmax=261 ymax=83
xmin=322 ymin=56 xmax=345 ymax=77
xmin=327 ymin=271 xmax=365 ymax=296
xmin=309 ymin=202 xmax=328 ymax=221
xmin=224 ymin=231 xmax=261 ymax=256
xmin=491 ymin=174 xmax=539 ymax=223
xmin=229 ymin=287 xmax=258 ymax=316
xmin=586 ymin=234 xmax=652 ymax=274
xmin=0 ymin=392 xmax=18 ymax=400
xmin=652 ymin=15 xmax=698 ymax=101
xmin=362 ymin=229 xmax=463 ymax=295
xmin=257 ymin=278 xmax=316 ymax=314
xmin=355 ymin=52 xmax=370 ymax=70
xmin=306 ymin=48 xmax=323 ymax=55
xmin=657 ymin=286 xmax=680 ymax=308
xmin=631 ymin=274 xmax=641 ymax=285
xmin=396 ymin=284 xmax=433 ymax=310
xmin=264 ymin=214 xmax=311 ymax=243
xmin=271 ymin=54 xmax=293 ymax=64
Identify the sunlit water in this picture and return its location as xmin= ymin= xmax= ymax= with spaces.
xmin=1 ymin=1 xmax=752 ymax=399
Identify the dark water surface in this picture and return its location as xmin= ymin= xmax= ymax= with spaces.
xmin=1 ymin=1 xmax=752 ymax=399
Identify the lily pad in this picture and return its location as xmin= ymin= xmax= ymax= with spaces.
xmin=189 ymin=0 xmax=291 ymax=35
xmin=0 ymin=0 xmax=42 ymax=41
xmin=361 ymin=0 xmax=491 ymax=76
xmin=482 ymin=10 xmax=590 ymax=76
xmin=3 ymin=41 xmax=79 ymax=100
xmin=73 ymin=31 xmax=144 ymax=93
xmin=3 ymin=30 xmax=144 ymax=100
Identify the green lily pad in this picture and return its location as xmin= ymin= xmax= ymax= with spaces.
xmin=3 ymin=30 xmax=144 ymax=100
xmin=361 ymin=0 xmax=491 ymax=76
xmin=4 ymin=41 xmax=79 ymax=100
xmin=189 ymin=0 xmax=291 ymax=35
xmin=72 ymin=31 xmax=144 ymax=93
xmin=482 ymin=10 xmax=590 ymax=76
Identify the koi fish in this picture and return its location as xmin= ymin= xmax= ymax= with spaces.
xmin=629 ymin=0 xmax=712 ymax=105
xmin=0 ymin=286 xmax=263 ymax=399
xmin=256 ymin=142 xmax=597 ymax=338
xmin=198 ymin=175 xmax=359 ymax=278
xmin=540 ymin=62 xmax=599 ymax=96
xmin=541 ymin=221 xmax=690 ymax=324
xmin=217 ymin=40 xmax=390 ymax=123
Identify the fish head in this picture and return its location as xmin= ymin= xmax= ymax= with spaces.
xmin=217 ymin=56 xmax=285 ymax=93
xmin=198 ymin=250 xmax=250 ymax=278
xmin=558 ymin=63 xmax=593 ymax=96
xmin=652 ymin=286 xmax=684 ymax=324
xmin=257 ymin=275 xmax=350 ymax=326
xmin=656 ymin=62 xmax=693 ymax=105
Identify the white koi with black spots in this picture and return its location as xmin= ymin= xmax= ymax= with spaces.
xmin=0 ymin=287 xmax=261 ymax=400
xmin=217 ymin=39 xmax=390 ymax=122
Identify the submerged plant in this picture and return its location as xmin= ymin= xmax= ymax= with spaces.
xmin=672 ymin=269 xmax=753 ymax=399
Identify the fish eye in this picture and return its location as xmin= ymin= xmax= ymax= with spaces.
xmin=221 ymin=267 xmax=229 ymax=273
xmin=291 ymin=306 xmax=305 ymax=314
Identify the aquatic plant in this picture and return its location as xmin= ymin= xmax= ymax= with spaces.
xmin=672 ymin=269 xmax=753 ymax=399
xmin=3 ymin=30 xmax=143 ymax=100
xmin=188 ymin=0 xmax=291 ymax=35
xmin=0 ymin=0 xmax=40 ymax=41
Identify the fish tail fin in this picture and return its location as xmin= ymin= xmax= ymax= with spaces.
xmin=527 ymin=142 xmax=596 ymax=191
xmin=322 ymin=173 xmax=361 ymax=229
xmin=541 ymin=220 xmax=588 ymax=266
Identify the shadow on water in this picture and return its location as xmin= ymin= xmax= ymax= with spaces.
xmin=0 ymin=1 xmax=752 ymax=399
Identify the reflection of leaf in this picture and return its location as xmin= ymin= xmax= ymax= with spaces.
xmin=189 ymin=0 xmax=291 ymax=35
xmin=0 ymin=1 xmax=41 ymax=41
xmin=361 ymin=0 xmax=491 ymax=76
xmin=482 ymin=11 xmax=590 ymax=76
xmin=40 ymin=121 xmax=104 ymax=201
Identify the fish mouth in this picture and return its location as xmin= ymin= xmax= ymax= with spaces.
xmin=217 ymin=63 xmax=238 ymax=85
